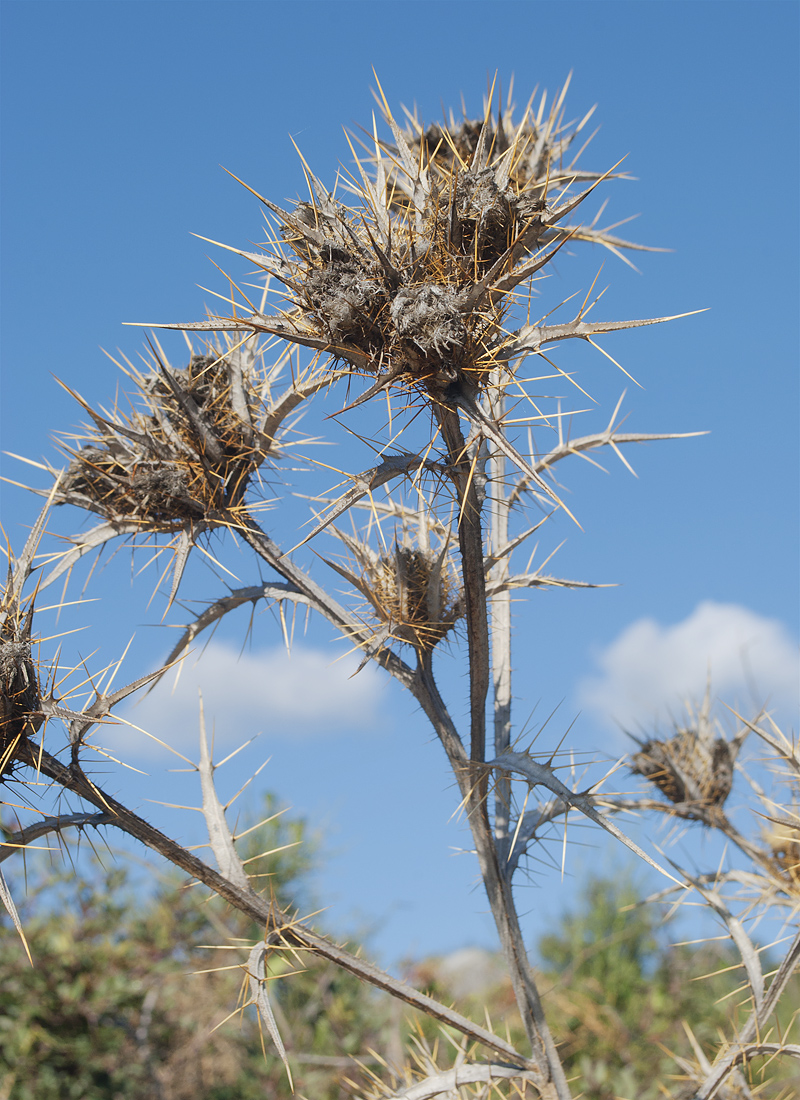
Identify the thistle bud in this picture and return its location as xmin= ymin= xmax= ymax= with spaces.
xmin=327 ymin=520 xmax=463 ymax=655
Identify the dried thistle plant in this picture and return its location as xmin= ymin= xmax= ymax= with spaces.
xmin=3 ymin=76 xmax=797 ymax=1100
xmin=148 ymin=75 xmax=689 ymax=509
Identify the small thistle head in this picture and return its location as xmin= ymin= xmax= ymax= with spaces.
xmin=329 ymin=510 xmax=463 ymax=655
xmin=368 ymin=540 xmax=463 ymax=652
xmin=630 ymin=705 xmax=737 ymax=817
xmin=59 ymin=340 xmax=270 ymax=530
xmin=0 ymin=588 xmax=42 ymax=780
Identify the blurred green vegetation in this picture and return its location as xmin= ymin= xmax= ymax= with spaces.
xmin=403 ymin=875 xmax=798 ymax=1100
xmin=1 ymin=804 xmax=796 ymax=1099
xmin=536 ymin=876 xmax=792 ymax=1100
xmin=0 ymin=797 xmax=391 ymax=1100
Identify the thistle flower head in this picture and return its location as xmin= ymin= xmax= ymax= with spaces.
xmin=0 ymin=592 xmax=41 ymax=780
xmin=368 ymin=541 xmax=462 ymax=652
xmin=256 ymin=98 xmax=573 ymax=398
xmin=145 ymin=79 xmax=683 ymax=519
xmin=166 ymin=79 xmax=651 ymax=418
xmin=383 ymin=77 xmax=607 ymax=226
xmin=630 ymin=705 xmax=738 ymax=817
xmin=58 ymin=335 xmax=274 ymax=530
xmin=327 ymin=507 xmax=463 ymax=654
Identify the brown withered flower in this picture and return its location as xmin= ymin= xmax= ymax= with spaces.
xmin=33 ymin=333 xmax=337 ymax=601
xmin=150 ymin=79 xmax=679 ymax=497
xmin=59 ymin=342 xmax=265 ymax=529
xmin=324 ymin=509 xmax=463 ymax=657
xmin=630 ymin=703 xmax=740 ymax=819
xmin=384 ymin=77 xmax=638 ymax=258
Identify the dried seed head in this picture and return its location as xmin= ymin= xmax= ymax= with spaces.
xmin=630 ymin=724 xmax=736 ymax=817
xmin=329 ymin=515 xmax=463 ymax=655
xmin=151 ymin=82 xmax=674 ymax=503
xmin=180 ymin=80 xmax=642 ymax=414
xmin=267 ymin=151 xmax=522 ymax=395
xmin=763 ymin=813 xmax=800 ymax=896
xmin=0 ymin=601 xmax=42 ymax=780
xmin=389 ymin=285 xmax=468 ymax=361
xmin=304 ymin=246 xmax=388 ymax=351
xmin=397 ymin=95 xmax=597 ymax=215
xmin=369 ymin=542 xmax=463 ymax=652
xmin=58 ymin=341 xmax=277 ymax=531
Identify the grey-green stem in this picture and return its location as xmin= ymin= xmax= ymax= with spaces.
xmin=428 ymin=397 xmax=570 ymax=1100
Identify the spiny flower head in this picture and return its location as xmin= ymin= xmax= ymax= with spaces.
xmin=0 ymin=588 xmax=41 ymax=780
xmin=163 ymin=79 xmax=650 ymax=397
xmin=243 ymin=85 xmax=608 ymax=400
xmin=630 ymin=704 xmax=739 ymax=817
xmin=141 ymin=79 xmax=685 ymax=505
xmin=368 ymin=541 xmax=462 ymax=652
xmin=326 ymin=508 xmax=463 ymax=655
xmin=383 ymin=75 xmax=615 ymax=232
xmin=59 ymin=338 xmax=269 ymax=529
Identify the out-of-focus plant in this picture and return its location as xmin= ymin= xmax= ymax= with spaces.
xmin=2 ymin=75 xmax=797 ymax=1099
xmin=0 ymin=796 xmax=396 ymax=1100
xmin=404 ymin=873 xmax=799 ymax=1100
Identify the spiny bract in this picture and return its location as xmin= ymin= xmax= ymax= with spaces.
xmin=148 ymin=76 xmax=677 ymax=497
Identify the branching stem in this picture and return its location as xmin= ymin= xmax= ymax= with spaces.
xmin=427 ymin=398 xmax=570 ymax=1099
xmin=433 ymin=403 xmax=490 ymax=766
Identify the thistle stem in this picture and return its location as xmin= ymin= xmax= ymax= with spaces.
xmin=488 ymin=382 xmax=513 ymax=860
xmin=428 ymin=398 xmax=571 ymax=1099
xmin=433 ymin=403 xmax=489 ymax=765
xmin=417 ymin=652 xmax=570 ymax=1100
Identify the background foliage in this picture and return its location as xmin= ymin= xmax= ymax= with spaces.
xmin=3 ymin=807 xmax=797 ymax=1099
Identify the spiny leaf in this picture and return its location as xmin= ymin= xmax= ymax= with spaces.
xmin=488 ymin=750 xmax=686 ymax=886
xmin=0 ymin=868 xmax=32 ymax=964
xmin=198 ymin=694 xmax=251 ymax=892
xmin=289 ymin=453 xmax=437 ymax=552
xmin=247 ymin=941 xmax=293 ymax=1087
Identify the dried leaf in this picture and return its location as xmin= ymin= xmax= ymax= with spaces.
xmin=247 ymin=942 xmax=292 ymax=1087
xmin=0 ymin=868 xmax=31 ymax=963
xmin=198 ymin=695 xmax=250 ymax=892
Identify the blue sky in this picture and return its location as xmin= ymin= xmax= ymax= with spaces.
xmin=1 ymin=1 xmax=798 ymax=965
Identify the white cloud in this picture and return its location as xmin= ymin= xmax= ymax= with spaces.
xmin=578 ymin=601 xmax=799 ymax=735
xmin=102 ymin=641 xmax=384 ymax=758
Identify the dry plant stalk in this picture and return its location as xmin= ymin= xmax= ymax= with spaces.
xmin=2 ymin=77 xmax=797 ymax=1100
